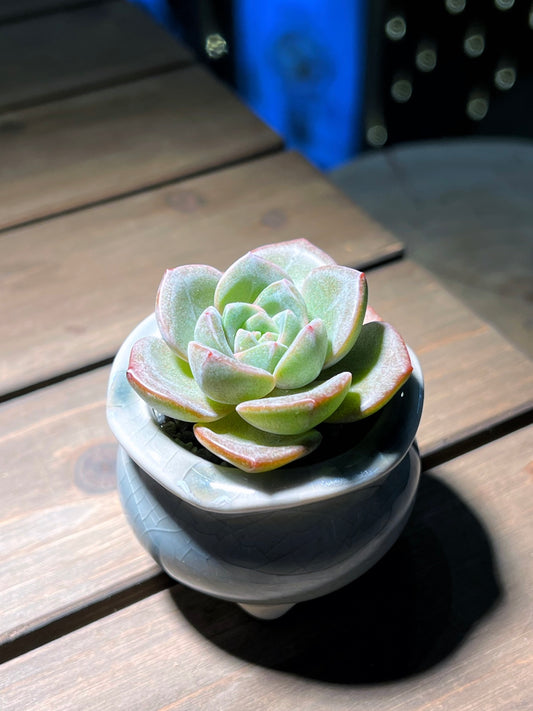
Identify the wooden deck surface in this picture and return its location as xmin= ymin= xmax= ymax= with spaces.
xmin=0 ymin=0 xmax=95 ymax=22
xmin=1 ymin=2 xmax=532 ymax=709
xmin=0 ymin=151 xmax=401 ymax=397
xmin=330 ymin=138 xmax=533 ymax=359
xmin=3 ymin=425 xmax=531 ymax=709
xmin=2 ymin=258 xmax=531 ymax=649
xmin=0 ymin=66 xmax=281 ymax=230
xmin=0 ymin=1 xmax=191 ymax=111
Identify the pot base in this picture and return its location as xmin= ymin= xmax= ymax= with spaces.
xmin=237 ymin=602 xmax=295 ymax=619
xmin=117 ymin=445 xmax=420 ymax=617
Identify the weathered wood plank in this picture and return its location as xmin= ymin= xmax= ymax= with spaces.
xmin=0 ymin=151 xmax=401 ymax=397
xmin=0 ymin=368 xmax=160 ymax=645
xmin=330 ymin=138 xmax=533 ymax=359
xmin=0 ymin=0 xmax=191 ymax=112
xmin=367 ymin=260 xmax=533 ymax=458
xmin=3 ymin=425 xmax=531 ymax=710
xmin=0 ymin=65 xmax=281 ymax=231
xmin=0 ymin=259 xmax=531 ymax=646
xmin=0 ymin=0 xmax=99 ymax=23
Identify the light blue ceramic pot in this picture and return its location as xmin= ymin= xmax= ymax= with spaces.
xmin=107 ymin=315 xmax=424 ymax=619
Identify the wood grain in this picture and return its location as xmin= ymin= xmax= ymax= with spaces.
xmin=0 ymin=260 xmax=531 ymax=646
xmin=0 ymin=367 xmax=159 ymax=645
xmin=0 ymin=0 xmax=191 ymax=112
xmin=3 ymin=425 xmax=531 ymax=710
xmin=0 ymin=65 xmax=281 ymax=230
xmin=0 ymin=0 xmax=100 ymax=23
xmin=0 ymin=151 xmax=401 ymax=397
xmin=367 ymin=260 xmax=533 ymax=457
xmin=331 ymin=138 xmax=533 ymax=359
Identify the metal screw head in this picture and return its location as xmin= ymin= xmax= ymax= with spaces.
xmin=205 ymin=34 xmax=228 ymax=59
xmin=464 ymin=32 xmax=485 ymax=58
xmin=391 ymin=78 xmax=413 ymax=102
xmin=446 ymin=0 xmax=466 ymax=14
xmin=466 ymin=93 xmax=489 ymax=120
xmin=385 ymin=16 xmax=407 ymax=41
xmin=495 ymin=0 xmax=514 ymax=10
xmin=494 ymin=66 xmax=516 ymax=90
xmin=366 ymin=124 xmax=388 ymax=147
xmin=416 ymin=46 xmax=437 ymax=72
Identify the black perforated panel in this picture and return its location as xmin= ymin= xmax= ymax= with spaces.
xmin=363 ymin=0 xmax=533 ymax=148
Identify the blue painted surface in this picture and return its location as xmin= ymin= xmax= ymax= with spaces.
xmin=234 ymin=0 xmax=366 ymax=169
xmin=129 ymin=1 xmax=366 ymax=170
xmin=128 ymin=0 xmax=176 ymax=28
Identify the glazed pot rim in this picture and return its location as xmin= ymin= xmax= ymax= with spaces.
xmin=107 ymin=314 xmax=424 ymax=513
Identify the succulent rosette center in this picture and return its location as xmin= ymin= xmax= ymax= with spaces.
xmin=127 ymin=239 xmax=413 ymax=473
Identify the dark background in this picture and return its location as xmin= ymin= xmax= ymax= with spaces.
xmin=135 ymin=0 xmax=533 ymax=168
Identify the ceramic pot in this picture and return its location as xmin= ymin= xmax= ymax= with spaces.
xmin=107 ymin=315 xmax=424 ymax=619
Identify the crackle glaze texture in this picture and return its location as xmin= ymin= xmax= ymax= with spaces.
xmin=107 ymin=314 xmax=424 ymax=514
xmin=117 ymin=445 xmax=420 ymax=606
xmin=107 ymin=313 xmax=423 ymax=614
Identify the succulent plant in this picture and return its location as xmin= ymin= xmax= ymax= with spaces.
xmin=127 ymin=239 xmax=412 ymax=473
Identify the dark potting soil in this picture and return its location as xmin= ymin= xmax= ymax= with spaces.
xmin=155 ymin=412 xmax=378 ymax=470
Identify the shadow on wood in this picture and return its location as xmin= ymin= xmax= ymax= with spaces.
xmin=170 ymin=472 xmax=501 ymax=684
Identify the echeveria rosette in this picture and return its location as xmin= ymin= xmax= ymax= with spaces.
xmin=126 ymin=239 xmax=413 ymax=473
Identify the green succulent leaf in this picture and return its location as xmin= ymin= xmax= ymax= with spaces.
xmin=194 ymin=412 xmax=322 ymax=473
xmin=233 ymin=328 xmax=260 ymax=352
xmin=273 ymin=318 xmax=328 ymax=389
xmin=127 ymin=337 xmax=231 ymax=421
xmin=128 ymin=239 xmax=414 ymax=474
xmin=156 ymin=264 xmax=221 ymax=360
xmin=324 ymin=321 xmax=413 ymax=422
xmin=234 ymin=340 xmax=287 ymax=372
xmin=272 ymin=309 xmax=304 ymax=346
xmin=214 ymin=253 xmax=290 ymax=312
xmin=259 ymin=332 xmax=278 ymax=343
xmin=364 ymin=305 xmax=383 ymax=324
xmin=194 ymin=306 xmax=233 ymax=357
xmin=254 ymin=279 xmax=309 ymax=323
xmin=244 ymin=311 xmax=279 ymax=335
xmin=222 ymin=302 xmax=264 ymax=347
xmin=250 ymin=239 xmax=336 ymax=287
xmin=302 ymin=265 xmax=367 ymax=368
xmin=236 ymin=371 xmax=352 ymax=435
xmin=188 ymin=341 xmax=276 ymax=404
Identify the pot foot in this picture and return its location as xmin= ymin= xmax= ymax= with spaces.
xmin=238 ymin=602 xmax=294 ymax=620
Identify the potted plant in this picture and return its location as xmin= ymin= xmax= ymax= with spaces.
xmin=107 ymin=239 xmax=423 ymax=618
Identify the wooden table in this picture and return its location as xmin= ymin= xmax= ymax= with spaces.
xmin=1 ymin=3 xmax=532 ymax=709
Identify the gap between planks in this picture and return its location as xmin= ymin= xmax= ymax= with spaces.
xmin=0 ymin=60 xmax=192 ymax=116
xmin=1 ymin=415 xmax=532 ymax=675
xmin=420 ymin=405 xmax=533 ymax=470
xmin=0 ymin=572 xmax=170 ymax=664
xmin=0 ymin=251 xmax=402 ymax=405
xmin=0 ymin=143 xmax=285 ymax=239
xmin=0 ymin=0 xmax=111 ymax=25
xmin=0 ymin=0 xmax=193 ymax=113
xmin=0 ymin=370 xmax=531 ymax=663
xmin=0 ymin=149 xmax=403 ymax=397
